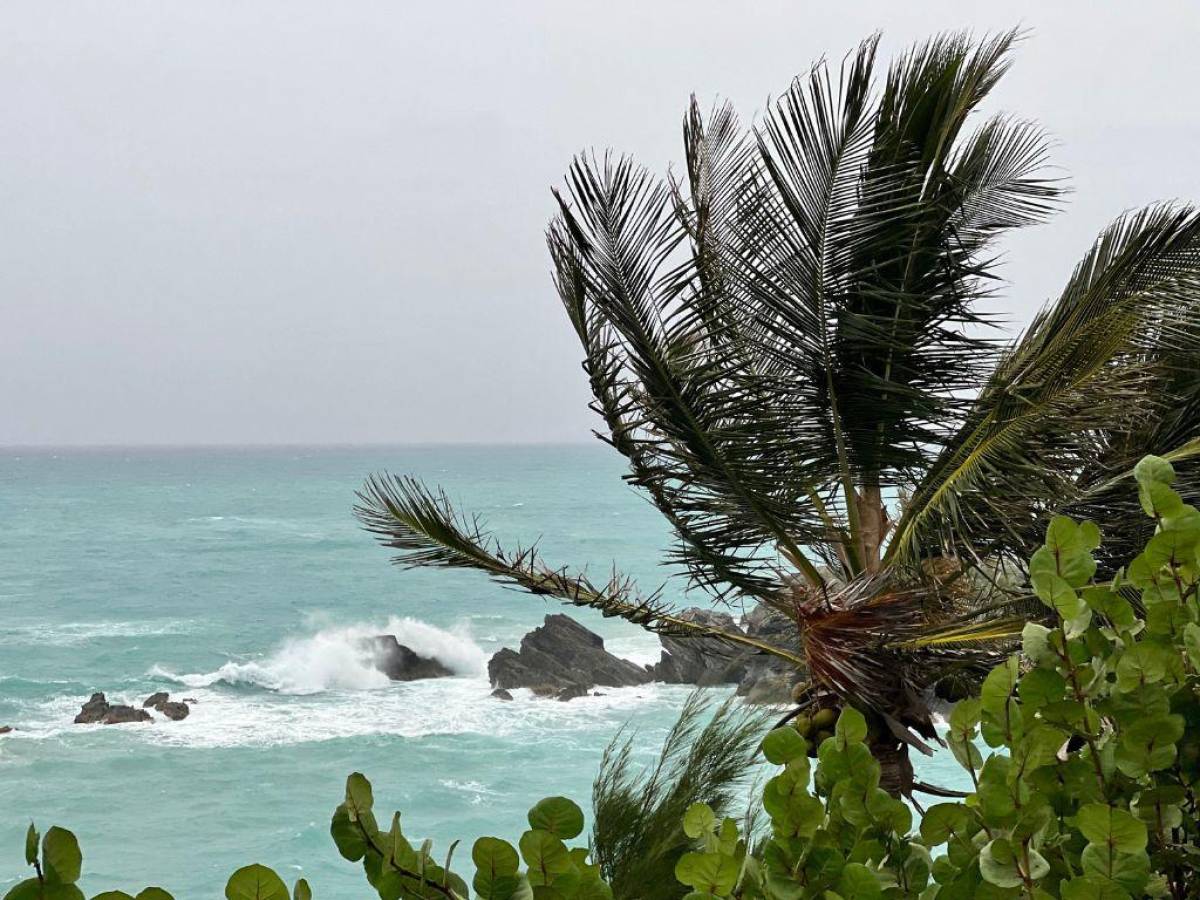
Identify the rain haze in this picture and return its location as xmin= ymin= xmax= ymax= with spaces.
xmin=2 ymin=0 xmax=1198 ymax=447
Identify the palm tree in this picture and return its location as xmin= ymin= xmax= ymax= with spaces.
xmin=354 ymin=31 xmax=1200 ymax=795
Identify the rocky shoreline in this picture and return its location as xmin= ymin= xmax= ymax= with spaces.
xmin=61 ymin=605 xmax=803 ymax=725
xmin=486 ymin=604 xmax=803 ymax=704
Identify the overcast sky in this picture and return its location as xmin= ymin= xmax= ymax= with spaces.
xmin=2 ymin=1 xmax=1198 ymax=446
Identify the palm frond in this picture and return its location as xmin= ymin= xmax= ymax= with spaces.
xmin=591 ymin=692 xmax=769 ymax=899
xmin=353 ymin=474 xmax=806 ymax=665
xmin=550 ymin=153 xmax=830 ymax=597
xmin=890 ymin=203 xmax=1200 ymax=569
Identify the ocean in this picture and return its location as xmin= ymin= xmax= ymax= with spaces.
xmin=0 ymin=445 xmax=965 ymax=896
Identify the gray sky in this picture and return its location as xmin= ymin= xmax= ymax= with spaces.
xmin=2 ymin=1 xmax=1198 ymax=446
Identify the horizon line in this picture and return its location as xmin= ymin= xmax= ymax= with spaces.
xmin=0 ymin=439 xmax=601 ymax=452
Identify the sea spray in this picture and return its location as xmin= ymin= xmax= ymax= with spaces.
xmin=150 ymin=616 xmax=488 ymax=695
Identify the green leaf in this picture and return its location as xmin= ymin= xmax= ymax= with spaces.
xmin=1184 ymin=622 xmax=1200 ymax=669
xmin=836 ymin=862 xmax=882 ymax=898
xmin=473 ymin=836 xmax=520 ymax=876
xmin=135 ymin=891 xmax=174 ymax=900
xmin=835 ymin=708 xmax=868 ymax=747
xmin=978 ymin=839 xmax=1023 ymax=889
xmin=24 ymin=824 xmax=38 ymax=868
xmin=224 ymin=865 xmax=289 ymax=900
xmin=1080 ymin=846 xmax=1150 ymax=894
xmin=1115 ymin=642 xmax=1169 ymax=691
xmin=1134 ymin=454 xmax=1175 ymax=487
xmin=329 ymin=804 xmax=367 ymax=862
xmin=1060 ymin=876 xmax=1132 ymax=900
xmin=291 ymin=881 xmax=310 ymax=900
xmin=979 ymin=658 xmax=1020 ymax=717
xmin=91 ymin=894 xmax=136 ymax=900
xmin=527 ymin=797 xmax=584 ymax=840
xmin=1017 ymin=669 xmax=1065 ymax=711
xmin=1076 ymin=805 xmax=1148 ymax=853
xmin=920 ymin=803 xmax=971 ymax=845
xmin=761 ymin=727 xmax=807 ymax=765
xmin=42 ymin=827 xmax=82 ymax=886
xmin=344 ymin=773 xmax=374 ymax=817
xmin=674 ymin=852 xmax=738 ymax=895
xmin=473 ymin=836 xmax=523 ymax=899
xmin=682 ymin=803 xmax=716 ymax=840
xmin=518 ymin=830 xmax=572 ymax=881
xmin=1021 ymin=623 xmax=1057 ymax=667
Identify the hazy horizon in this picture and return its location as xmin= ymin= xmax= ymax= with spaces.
xmin=4 ymin=1 xmax=1199 ymax=446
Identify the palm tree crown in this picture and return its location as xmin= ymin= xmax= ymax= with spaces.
xmin=355 ymin=31 xmax=1200 ymax=789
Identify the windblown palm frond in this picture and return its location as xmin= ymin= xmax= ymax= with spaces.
xmin=358 ymin=30 xmax=1200 ymax=795
xmin=889 ymin=204 xmax=1200 ymax=571
xmin=353 ymin=474 xmax=804 ymax=666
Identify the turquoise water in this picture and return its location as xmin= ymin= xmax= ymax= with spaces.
xmin=0 ymin=445 xmax=963 ymax=896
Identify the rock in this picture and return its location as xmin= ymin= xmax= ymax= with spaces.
xmin=0 ymin=726 xmax=13 ymax=735
xmin=368 ymin=635 xmax=453 ymax=681
xmin=103 ymin=705 xmax=152 ymax=725
xmin=488 ymin=614 xmax=650 ymax=694
xmin=74 ymin=693 xmax=111 ymax=724
xmin=143 ymin=691 xmax=170 ymax=709
xmin=183 ymin=698 xmax=198 ymax=704
xmin=649 ymin=608 xmax=748 ymax=685
xmin=74 ymin=692 xmax=152 ymax=725
xmin=555 ymin=684 xmax=589 ymax=702
xmin=490 ymin=688 xmax=514 ymax=701
xmin=159 ymin=701 xmax=190 ymax=721
xmin=736 ymin=604 xmax=806 ymax=704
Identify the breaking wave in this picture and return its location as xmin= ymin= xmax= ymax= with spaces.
xmin=148 ymin=617 xmax=488 ymax=695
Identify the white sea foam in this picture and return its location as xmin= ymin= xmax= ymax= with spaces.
xmin=0 ymin=621 xmax=196 ymax=647
xmin=14 ymin=678 xmax=704 ymax=751
xmin=149 ymin=617 xmax=489 ymax=695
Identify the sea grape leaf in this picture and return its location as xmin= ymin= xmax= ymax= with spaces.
xmin=527 ymin=798 xmax=584 ymax=841
xmin=224 ymin=865 xmax=289 ymax=900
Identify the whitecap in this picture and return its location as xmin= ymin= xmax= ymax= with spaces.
xmin=149 ymin=616 xmax=488 ymax=696
xmin=0 ymin=621 xmax=196 ymax=647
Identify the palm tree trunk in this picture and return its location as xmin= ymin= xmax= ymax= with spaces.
xmin=856 ymin=481 xmax=887 ymax=573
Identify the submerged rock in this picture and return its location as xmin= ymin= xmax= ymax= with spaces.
xmin=555 ymin=684 xmax=589 ymax=702
xmin=649 ymin=608 xmax=748 ymax=685
xmin=488 ymin=614 xmax=650 ymax=694
xmin=490 ymin=688 xmax=514 ymax=701
xmin=369 ymin=635 xmax=453 ymax=681
xmin=75 ymin=693 xmax=152 ymax=725
xmin=0 ymin=726 xmax=13 ymax=735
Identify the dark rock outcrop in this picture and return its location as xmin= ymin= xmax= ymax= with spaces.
xmin=649 ymin=608 xmax=748 ymax=685
xmin=0 ymin=726 xmax=13 ymax=735
xmin=489 ymin=614 xmax=650 ymax=694
xmin=159 ymin=701 xmax=190 ymax=721
xmin=490 ymin=688 xmax=514 ymax=701
xmin=736 ymin=604 xmax=805 ymax=704
xmin=74 ymin=693 xmax=152 ymax=725
xmin=143 ymin=691 xmax=169 ymax=709
xmin=369 ymin=636 xmax=453 ymax=681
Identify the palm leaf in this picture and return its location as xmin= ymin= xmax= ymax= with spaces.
xmin=890 ymin=204 xmax=1200 ymax=569
xmin=353 ymin=474 xmax=805 ymax=666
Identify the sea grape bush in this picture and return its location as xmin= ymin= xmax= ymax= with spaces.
xmin=694 ymin=454 xmax=1200 ymax=898
xmin=8 ymin=453 xmax=1200 ymax=898
xmin=7 ymin=774 xmax=608 ymax=900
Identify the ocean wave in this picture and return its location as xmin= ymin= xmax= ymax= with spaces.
xmin=0 ymin=621 xmax=196 ymax=647
xmin=11 ymin=679 xmax=705 ymax=751
xmin=148 ymin=617 xmax=489 ymax=695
